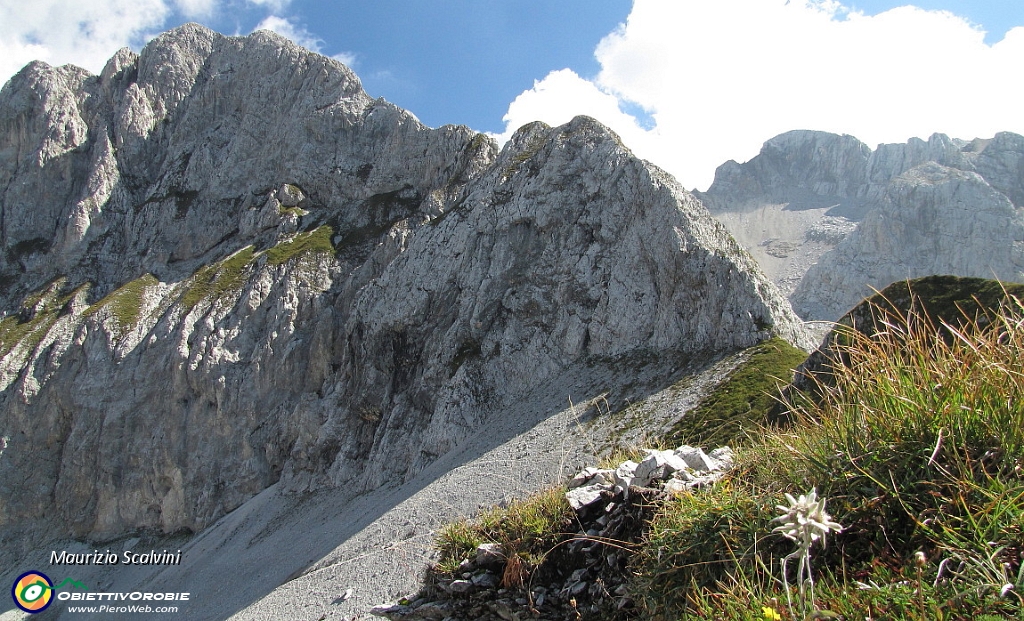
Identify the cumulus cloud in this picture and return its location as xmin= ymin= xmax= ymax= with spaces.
xmin=499 ymin=69 xmax=645 ymax=136
xmin=0 ymin=0 xmax=354 ymax=89
xmin=253 ymin=15 xmax=324 ymax=51
xmin=252 ymin=16 xmax=356 ymax=67
xmin=495 ymin=0 xmax=1024 ymax=190
xmin=0 ymin=0 xmax=172 ymax=83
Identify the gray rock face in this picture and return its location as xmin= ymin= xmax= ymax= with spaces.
xmin=0 ymin=23 xmax=808 ymax=555
xmin=791 ymin=162 xmax=1024 ymax=319
xmin=703 ymin=129 xmax=1024 ymax=320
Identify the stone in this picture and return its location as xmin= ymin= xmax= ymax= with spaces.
xmin=447 ymin=580 xmax=473 ymax=594
xmin=568 ymin=467 xmax=614 ymax=489
xmin=472 ymin=572 xmax=499 ymax=588
xmin=630 ymin=450 xmax=688 ymax=489
xmin=371 ymin=603 xmax=413 ymax=619
xmin=634 ymin=451 xmax=672 ymax=486
xmin=566 ymin=484 xmax=607 ymax=511
xmin=663 ymin=479 xmax=690 ymax=495
xmin=613 ymin=460 xmax=638 ymax=492
xmin=475 ymin=543 xmax=505 ymax=568
xmin=277 ymin=183 xmax=305 ymax=207
xmin=569 ymin=581 xmax=589 ymax=596
xmin=674 ymin=446 xmax=717 ymax=473
xmin=708 ymin=446 xmax=735 ymax=469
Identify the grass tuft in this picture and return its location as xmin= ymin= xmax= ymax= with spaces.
xmin=180 ymin=246 xmax=256 ymax=311
xmin=646 ymin=291 xmax=1024 ymax=619
xmin=85 ymin=274 xmax=158 ymax=337
xmin=435 ymin=487 xmax=573 ymax=578
xmin=266 ymin=226 xmax=333 ymax=266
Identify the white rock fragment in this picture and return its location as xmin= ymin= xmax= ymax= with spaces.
xmin=277 ymin=183 xmax=305 ymax=207
xmin=634 ymin=451 xmax=671 ymax=487
xmin=569 ymin=467 xmax=612 ymax=489
xmin=566 ymin=484 xmax=607 ymax=511
xmin=674 ymin=445 xmax=717 ymax=473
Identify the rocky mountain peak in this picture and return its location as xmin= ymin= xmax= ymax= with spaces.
xmin=0 ymin=27 xmax=808 ymax=567
xmin=702 ymin=127 xmax=1024 ymax=321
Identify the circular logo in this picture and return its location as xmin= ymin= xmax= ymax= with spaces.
xmin=11 ymin=571 xmax=53 ymax=613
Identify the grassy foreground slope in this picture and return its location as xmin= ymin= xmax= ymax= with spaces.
xmin=430 ymin=276 xmax=1024 ymax=620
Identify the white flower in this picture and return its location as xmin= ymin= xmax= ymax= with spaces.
xmin=772 ymin=488 xmax=843 ymax=548
xmin=773 ymin=488 xmax=845 ymax=620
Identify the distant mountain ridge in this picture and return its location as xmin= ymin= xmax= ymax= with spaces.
xmin=701 ymin=129 xmax=1024 ymax=319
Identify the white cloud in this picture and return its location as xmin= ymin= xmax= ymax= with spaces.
xmin=332 ymin=52 xmax=357 ymax=68
xmin=0 ymin=0 xmax=326 ymax=89
xmin=0 ymin=0 xmax=172 ymax=84
xmin=174 ymin=0 xmax=218 ymax=19
xmin=495 ymin=0 xmax=1024 ymax=190
xmin=496 ymin=69 xmax=646 ymax=138
xmin=253 ymin=15 xmax=323 ymax=53
xmin=246 ymin=0 xmax=292 ymax=13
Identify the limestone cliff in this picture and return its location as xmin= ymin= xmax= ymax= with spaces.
xmin=702 ymin=129 xmax=1024 ymax=319
xmin=0 ymin=24 xmax=807 ymax=558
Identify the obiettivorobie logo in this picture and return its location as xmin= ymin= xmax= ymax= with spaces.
xmin=11 ymin=571 xmax=86 ymax=613
xmin=11 ymin=572 xmax=188 ymax=614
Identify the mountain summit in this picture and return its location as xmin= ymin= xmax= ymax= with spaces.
xmin=0 ymin=23 xmax=808 ymax=606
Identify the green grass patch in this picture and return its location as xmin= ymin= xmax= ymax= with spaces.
xmin=181 ymin=246 xmax=256 ymax=311
xmin=631 ymin=482 xmax=789 ymax=618
xmin=85 ymin=274 xmax=158 ymax=336
xmin=266 ymin=225 xmax=333 ymax=266
xmin=435 ymin=487 xmax=573 ymax=577
xmin=277 ymin=205 xmax=308 ymax=218
xmin=1 ymin=280 xmax=72 ymax=357
xmin=0 ymin=312 xmax=59 ymax=358
xmin=666 ymin=337 xmax=807 ymax=448
xmin=637 ymin=290 xmax=1024 ymax=619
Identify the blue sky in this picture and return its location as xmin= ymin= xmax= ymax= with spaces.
xmin=1 ymin=0 xmax=1023 ymax=189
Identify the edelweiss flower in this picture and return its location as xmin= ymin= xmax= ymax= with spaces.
xmin=772 ymin=488 xmax=843 ymax=548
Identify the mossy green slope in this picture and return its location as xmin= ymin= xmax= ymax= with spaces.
xmin=666 ymin=337 xmax=807 ymax=448
xmin=85 ymin=274 xmax=159 ymax=336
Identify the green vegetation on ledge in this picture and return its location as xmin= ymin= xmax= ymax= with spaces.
xmin=266 ymin=225 xmax=333 ymax=265
xmin=666 ymin=336 xmax=806 ymax=448
xmin=277 ymin=205 xmax=308 ymax=218
xmin=85 ymin=274 xmax=159 ymax=337
xmin=181 ymin=246 xmax=256 ymax=311
xmin=0 ymin=279 xmax=74 ymax=358
xmin=179 ymin=227 xmax=335 ymax=311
